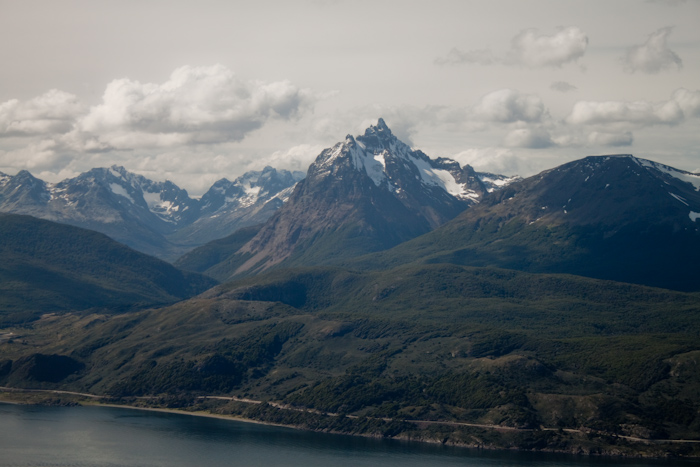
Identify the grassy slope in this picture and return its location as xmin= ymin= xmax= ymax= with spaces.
xmin=0 ymin=213 xmax=217 ymax=324
xmin=2 ymin=263 xmax=699 ymax=455
xmin=174 ymin=224 xmax=262 ymax=277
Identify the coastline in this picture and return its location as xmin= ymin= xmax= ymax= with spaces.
xmin=1 ymin=388 xmax=698 ymax=459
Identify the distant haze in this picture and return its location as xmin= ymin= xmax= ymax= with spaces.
xmin=0 ymin=0 xmax=698 ymax=195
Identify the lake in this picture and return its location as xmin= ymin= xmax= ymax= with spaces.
xmin=0 ymin=403 xmax=687 ymax=467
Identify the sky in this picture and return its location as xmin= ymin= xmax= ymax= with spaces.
xmin=1 ymin=0 xmax=699 ymax=196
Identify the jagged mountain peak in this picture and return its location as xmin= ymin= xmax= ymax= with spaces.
xmin=355 ymin=117 xmax=402 ymax=150
xmin=310 ymin=119 xmax=486 ymax=204
xmin=221 ymin=120 xmax=498 ymax=277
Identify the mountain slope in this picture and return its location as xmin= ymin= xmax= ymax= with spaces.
xmin=357 ymin=155 xmax=700 ymax=291
xmin=3 ymin=263 xmax=700 ymax=455
xmin=183 ymin=119 xmax=498 ymax=280
xmin=0 ymin=213 xmax=217 ymax=324
xmin=0 ymin=166 xmax=303 ymax=261
xmin=166 ymin=166 xmax=305 ymax=247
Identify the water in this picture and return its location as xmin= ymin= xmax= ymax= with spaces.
xmin=0 ymin=403 xmax=686 ymax=467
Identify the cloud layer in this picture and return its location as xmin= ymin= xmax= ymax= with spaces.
xmin=76 ymin=65 xmax=314 ymax=150
xmin=0 ymin=65 xmax=315 ymax=151
xmin=0 ymin=89 xmax=85 ymax=136
xmin=436 ymin=27 xmax=588 ymax=68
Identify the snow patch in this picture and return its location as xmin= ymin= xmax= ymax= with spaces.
xmin=109 ymin=183 xmax=135 ymax=204
xmin=637 ymin=158 xmax=700 ymax=191
xmin=143 ymin=191 xmax=179 ymax=222
xmin=690 ymin=212 xmax=700 ymax=222
xmin=411 ymin=157 xmax=465 ymax=197
xmin=669 ymin=192 xmax=689 ymax=206
xmin=109 ymin=167 xmax=123 ymax=180
xmin=478 ymin=175 xmax=518 ymax=192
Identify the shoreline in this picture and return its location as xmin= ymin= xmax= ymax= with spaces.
xmin=86 ymin=401 xmax=295 ymax=430
xmin=1 ymin=389 xmax=699 ymax=459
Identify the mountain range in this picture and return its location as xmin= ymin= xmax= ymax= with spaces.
xmin=177 ymin=119 xmax=519 ymax=279
xmin=0 ymin=165 xmax=305 ymax=261
xmin=1 ymin=119 xmax=700 ymax=456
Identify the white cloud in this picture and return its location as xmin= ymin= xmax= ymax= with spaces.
xmin=550 ymin=81 xmax=577 ymax=93
xmin=474 ymin=89 xmax=545 ymax=123
xmin=568 ymin=98 xmax=684 ymax=126
xmin=451 ymin=147 xmax=529 ymax=176
xmin=504 ymin=128 xmax=553 ymax=148
xmin=672 ymin=88 xmax=700 ymax=118
xmin=0 ymin=90 xmax=85 ymax=136
xmin=508 ymin=27 xmax=588 ymax=68
xmin=0 ymin=139 xmax=72 ymax=173
xmin=252 ymin=144 xmax=324 ymax=173
xmin=437 ymin=27 xmax=588 ymax=69
xmin=621 ymin=27 xmax=682 ymax=74
xmin=76 ymin=65 xmax=315 ymax=150
xmin=588 ymin=131 xmax=634 ymax=147
xmin=563 ymin=89 xmax=700 ymax=150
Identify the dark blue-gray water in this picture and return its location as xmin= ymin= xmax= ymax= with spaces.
xmin=0 ymin=403 xmax=688 ymax=467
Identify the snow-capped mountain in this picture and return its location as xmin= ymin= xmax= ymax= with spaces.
xmin=477 ymin=172 xmax=522 ymax=193
xmin=310 ymin=118 xmax=488 ymax=215
xmin=373 ymin=154 xmax=700 ymax=291
xmin=0 ymin=165 xmax=304 ymax=261
xmin=50 ymin=166 xmax=200 ymax=227
xmin=204 ymin=119 xmax=499 ymax=278
xmin=199 ymin=166 xmax=304 ymax=215
xmin=168 ymin=166 xmax=306 ymax=246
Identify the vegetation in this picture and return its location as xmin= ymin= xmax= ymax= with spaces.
xmin=1 ymin=262 xmax=699 ymax=456
xmin=0 ymin=213 xmax=217 ymax=324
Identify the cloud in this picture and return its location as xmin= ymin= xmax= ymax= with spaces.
xmin=437 ymin=27 xmax=588 ymax=68
xmin=451 ymin=147 xmax=530 ymax=176
xmin=588 ymin=131 xmax=634 ymax=147
xmin=252 ymin=144 xmax=324 ymax=173
xmin=0 ymin=89 xmax=85 ymax=136
xmin=563 ymin=89 xmax=700 ymax=149
xmin=550 ymin=81 xmax=577 ymax=93
xmin=568 ymin=98 xmax=684 ymax=126
xmin=509 ymin=27 xmax=588 ymax=68
xmin=621 ymin=27 xmax=682 ymax=73
xmin=434 ymin=48 xmax=497 ymax=66
xmin=672 ymin=88 xmax=700 ymax=118
xmin=503 ymin=128 xmax=554 ymax=148
xmin=76 ymin=65 xmax=315 ymax=150
xmin=474 ymin=89 xmax=546 ymax=123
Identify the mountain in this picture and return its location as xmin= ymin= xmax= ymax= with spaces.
xmin=179 ymin=119 xmax=508 ymax=280
xmin=0 ymin=213 xmax=217 ymax=324
xmin=3 ymin=263 xmax=699 ymax=455
xmin=359 ymin=154 xmax=700 ymax=291
xmin=167 ymin=166 xmax=305 ymax=246
xmin=0 ymin=166 xmax=303 ymax=261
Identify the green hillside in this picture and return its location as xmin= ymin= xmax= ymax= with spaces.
xmin=0 ymin=213 xmax=217 ymax=324
xmin=2 ymin=263 xmax=699 ymax=455
xmin=174 ymin=224 xmax=261 ymax=279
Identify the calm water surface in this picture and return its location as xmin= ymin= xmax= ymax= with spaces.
xmin=0 ymin=403 xmax=688 ymax=467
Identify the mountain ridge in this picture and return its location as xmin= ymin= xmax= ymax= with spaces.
xmin=349 ymin=153 xmax=700 ymax=291
xmin=178 ymin=119 xmax=510 ymax=280
xmin=0 ymin=165 xmax=305 ymax=261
